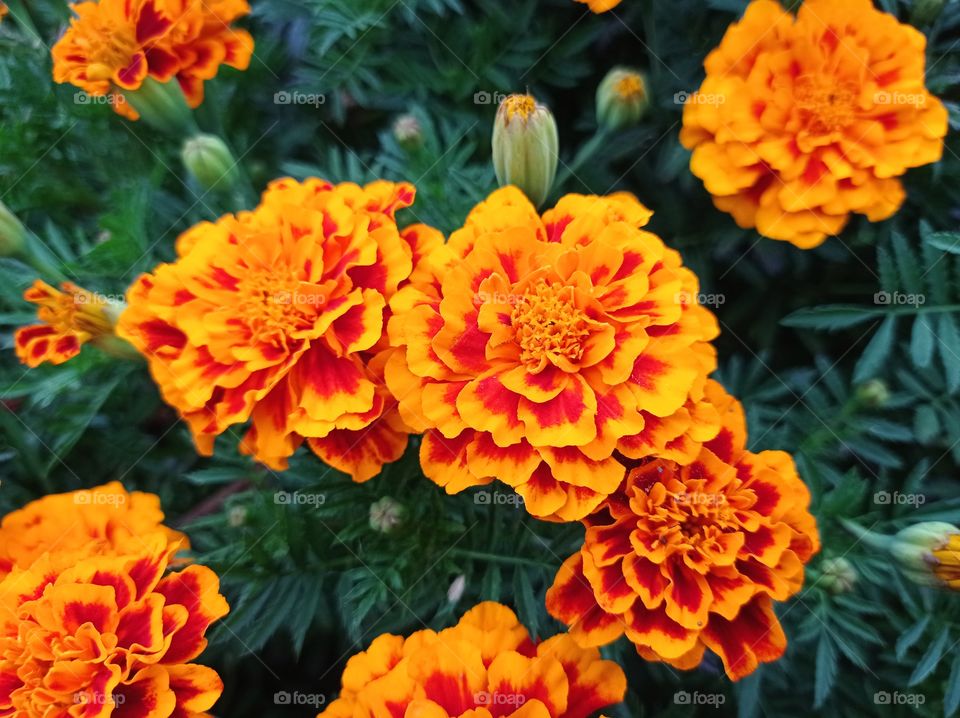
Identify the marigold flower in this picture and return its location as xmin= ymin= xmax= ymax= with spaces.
xmin=679 ymin=0 xmax=948 ymax=249
xmin=576 ymin=0 xmax=622 ymax=12
xmin=851 ymin=521 xmax=960 ymax=590
xmin=0 ymin=482 xmax=187 ymax=581
xmin=51 ymin=0 xmax=254 ymax=121
xmin=318 ymin=602 xmax=626 ymax=718
xmin=0 ymin=535 xmax=228 ymax=717
xmin=386 ymin=186 xmax=721 ymax=521
xmin=119 ymin=178 xmax=435 ymax=481
xmin=546 ymin=388 xmax=820 ymax=680
xmin=14 ymin=280 xmax=122 ymax=367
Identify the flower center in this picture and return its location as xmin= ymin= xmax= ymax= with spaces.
xmin=794 ymin=76 xmax=857 ymax=133
xmin=511 ymin=279 xmax=591 ymax=370
xmin=614 ymin=74 xmax=645 ymax=101
xmin=238 ymin=270 xmax=321 ymax=345
xmin=500 ymin=94 xmax=538 ymax=124
xmin=84 ymin=25 xmax=140 ymax=81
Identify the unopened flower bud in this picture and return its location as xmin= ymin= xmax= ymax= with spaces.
xmin=181 ymin=134 xmax=240 ymax=192
xmin=228 ymin=505 xmax=248 ymax=528
xmin=369 ymin=496 xmax=405 ymax=534
xmin=0 ymin=200 xmax=26 ymax=258
xmin=492 ymin=93 xmax=558 ymax=207
xmin=393 ymin=114 xmax=423 ymax=150
xmin=889 ymin=522 xmax=959 ymax=589
xmin=819 ymin=557 xmax=857 ymax=594
xmin=856 ymin=379 xmax=889 ymax=408
xmin=597 ymin=67 xmax=649 ymax=130
xmin=121 ymin=77 xmax=196 ymax=135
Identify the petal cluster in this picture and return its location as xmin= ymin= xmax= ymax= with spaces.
xmin=319 ymin=602 xmax=626 ymax=718
xmin=118 ymin=178 xmax=432 ymax=481
xmin=0 ymin=482 xmax=187 ymax=582
xmin=51 ymin=0 xmax=254 ymax=119
xmin=546 ymin=385 xmax=820 ymax=680
xmin=386 ymin=187 xmax=720 ymax=521
xmin=0 ymin=536 xmax=228 ymax=718
xmin=15 ymin=280 xmax=118 ymax=368
xmin=680 ymin=0 xmax=948 ymax=248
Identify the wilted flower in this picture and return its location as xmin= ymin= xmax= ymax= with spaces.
xmin=51 ymin=0 xmax=254 ymax=123
xmin=547 ymin=390 xmax=819 ymax=680
xmin=318 ymin=602 xmax=626 ymax=718
xmin=387 ymin=186 xmax=721 ymax=521
xmin=597 ymin=67 xmax=649 ymax=130
xmin=393 ymin=113 xmax=423 ymax=149
xmin=680 ymin=0 xmax=948 ymax=248
xmin=0 ymin=536 xmax=228 ymax=717
xmin=181 ymin=133 xmax=240 ymax=191
xmin=492 ymin=94 xmax=559 ymax=207
xmin=15 ymin=280 xmax=127 ymax=367
xmin=118 ymin=178 xmax=438 ymax=481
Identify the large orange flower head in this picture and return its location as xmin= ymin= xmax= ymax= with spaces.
xmin=680 ymin=0 xmax=948 ymax=249
xmin=318 ymin=602 xmax=626 ymax=718
xmin=0 ymin=536 xmax=228 ymax=717
xmin=14 ymin=280 xmax=121 ymax=368
xmin=118 ymin=178 xmax=437 ymax=481
xmin=546 ymin=386 xmax=820 ymax=680
xmin=0 ymin=482 xmax=187 ymax=582
xmin=386 ymin=187 xmax=721 ymax=522
xmin=51 ymin=0 xmax=254 ymax=120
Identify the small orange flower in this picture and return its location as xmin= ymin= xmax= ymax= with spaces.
xmin=318 ymin=602 xmax=626 ymax=718
xmin=14 ymin=280 xmax=120 ymax=367
xmin=51 ymin=0 xmax=254 ymax=120
xmin=0 ymin=536 xmax=228 ymax=717
xmin=546 ymin=385 xmax=819 ymax=680
xmin=0 ymin=3 xmax=8 ymax=23
xmin=0 ymin=482 xmax=187 ymax=581
xmin=119 ymin=178 xmax=435 ymax=481
xmin=577 ymin=0 xmax=622 ymax=12
xmin=386 ymin=187 xmax=721 ymax=521
xmin=680 ymin=0 xmax=948 ymax=248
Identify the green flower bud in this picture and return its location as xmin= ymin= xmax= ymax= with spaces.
xmin=121 ymin=77 xmax=197 ymax=135
xmin=597 ymin=67 xmax=649 ymax=130
xmin=393 ymin=114 xmax=423 ymax=150
xmin=819 ymin=557 xmax=857 ymax=594
xmin=369 ymin=496 xmax=405 ymax=534
xmin=855 ymin=379 xmax=890 ymax=408
xmin=0 ymin=200 xmax=27 ymax=258
xmin=492 ymin=94 xmax=558 ymax=208
xmin=181 ymin=134 xmax=240 ymax=192
xmin=889 ymin=522 xmax=959 ymax=587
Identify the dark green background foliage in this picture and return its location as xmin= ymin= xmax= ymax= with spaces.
xmin=2 ymin=0 xmax=960 ymax=715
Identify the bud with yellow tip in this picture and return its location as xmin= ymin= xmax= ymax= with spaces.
xmin=0 ymin=200 xmax=26 ymax=258
xmin=492 ymin=93 xmax=558 ymax=207
xmin=121 ymin=77 xmax=196 ymax=136
xmin=843 ymin=520 xmax=960 ymax=591
xmin=181 ymin=134 xmax=240 ymax=192
xmin=596 ymin=67 xmax=649 ymax=130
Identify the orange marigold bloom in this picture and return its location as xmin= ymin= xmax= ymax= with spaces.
xmin=576 ymin=0 xmax=622 ymax=12
xmin=679 ymin=0 xmax=948 ymax=249
xmin=546 ymin=384 xmax=820 ymax=680
xmin=51 ymin=0 xmax=254 ymax=120
xmin=318 ymin=602 xmax=626 ymax=718
xmin=14 ymin=280 xmax=120 ymax=368
xmin=0 ymin=535 xmax=228 ymax=717
xmin=386 ymin=187 xmax=721 ymax=521
xmin=0 ymin=482 xmax=187 ymax=582
xmin=118 ymin=178 xmax=433 ymax=481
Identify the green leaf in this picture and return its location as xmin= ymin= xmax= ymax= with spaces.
xmin=814 ymin=631 xmax=837 ymax=708
xmin=938 ymin=313 xmax=960 ymax=393
xmin=909 ymin=625 xmax=950 ymax=686
xmin=853 ymin=315 xmax=896 ymax=382
xmin=782 ymin=306 xmax=883 ymax=331
xmin=946 ymin=652 xmax=960 ymax=717
xmin=895 ymin=616 xmax=929 ymax=661
xmin=911 ymin=315 xmax=936 ymax=368
xmin=914 ymin=405 xmax=941 ymax=444
xmin=512 ymin=567 xmax=539 ymax=641
xmin=923 ymin=231 xmax=960 ymax=255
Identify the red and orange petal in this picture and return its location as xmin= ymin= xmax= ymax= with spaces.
xmin=51 ymin=0 xmax=253 ymax=119
xmin=118 ymin=178 xmax=420 ymax=481
xmin=386 ymin=186 xmax=721 ymax=521
xmin=317 ymin=602 xmax=625 ymax=718
xmin=680 ymin=0 xmax=948 ymax=249
xmin=0 ymin=540 xmax=228 ymax=718
xmin=14 ymin=280 xmax=117 ymax=368
xmin=547 ymin=387 xmax=819 ymax=680
xmin=0 ymin=482 xmax=187 ymax=582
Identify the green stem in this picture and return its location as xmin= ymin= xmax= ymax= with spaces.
xmin=449 ymin=549 xmax=545 ymax=569
xmin=554 ymin=128 xmax=613 ymax=192
xmin=840 ymin=519 xmax=892 ymax=552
